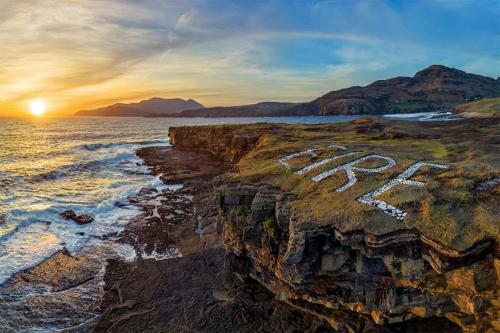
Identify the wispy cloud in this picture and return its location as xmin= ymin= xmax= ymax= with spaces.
xmin=0 ymin=0 xmax=498 ymax=116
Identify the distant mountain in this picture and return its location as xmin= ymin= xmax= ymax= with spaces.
xmin=75 ymin=98 xmax=204 ymax=117
xmin=165 ymin=65 xmax=499 ymax=117
xmin=76 ymin=65 xmax=499 ymax=118
xmin=168 ymin=102 xmax=299 ymax=118
xmin=282 ymin=65 xmax=500 ymax=116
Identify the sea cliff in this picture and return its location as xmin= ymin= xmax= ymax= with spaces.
xmin=168 ymin=117 xmax=499 ymax=332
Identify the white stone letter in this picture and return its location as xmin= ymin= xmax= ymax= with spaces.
xmin=357 ymin=161 xmax=449 ymax=220
xmin=312 ymin=155 xmax=397 ymax=192
xmin=277 ymin=145 xmax=347 ymax=169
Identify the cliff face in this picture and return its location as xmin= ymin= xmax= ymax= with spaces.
xmin=168 ymin=119 xmax=499 ymax=332
xmin=216 ymin=182 xmax=498 ymax=332
xmin=168 ymin=125 xmax=279 ymax=165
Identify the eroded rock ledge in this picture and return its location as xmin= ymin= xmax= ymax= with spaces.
xmin=169 ymin=125 xmax=263 ymax=165
xmin=169 ymin=119 xmax=499 ymax=332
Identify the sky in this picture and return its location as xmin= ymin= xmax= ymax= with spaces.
xmin=0 ymin=0 xmax=499 ymax=117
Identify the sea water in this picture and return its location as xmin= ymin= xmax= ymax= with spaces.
xmin=0 ymin=116 xmax=361 ymax=285
xmin=6 ymin=114 xmax=466 ymax=330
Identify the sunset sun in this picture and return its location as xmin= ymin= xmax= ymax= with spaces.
xmin=29 ymin=100 xmax=46 ymax=116
xmin=0 ymin=1 xmax=498 ymax=331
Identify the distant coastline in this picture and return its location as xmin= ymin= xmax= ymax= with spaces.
xmin=74 ymin=65 xmax=500 ymax=118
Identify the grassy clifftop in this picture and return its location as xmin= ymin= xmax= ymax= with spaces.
xmin=454 ymin=97 xmax=500 ymax=117
xmin=228 ymin=117 xmax=499 ymax=251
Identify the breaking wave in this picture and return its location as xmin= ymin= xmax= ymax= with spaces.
xmin=78 ymin=138 xmax=169 ymax=151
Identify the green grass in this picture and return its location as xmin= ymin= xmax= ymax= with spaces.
xmin=221 ymin=117 xmax=499 ymax=251
xmin=263 ymin=217 xmax=279 ymax=234
xmin=236 ymin=205 xmax=251 ymax=217
xmin=454 ymin=97 xmax=500 ymax=115
xmin=386 ymin=101 xmax=430 ymax=111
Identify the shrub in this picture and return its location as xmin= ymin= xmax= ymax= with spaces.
xmin=235 ymin=205 xmax=250 ymax=217
xmin=263 ymin=217 xmax=279 ymax=234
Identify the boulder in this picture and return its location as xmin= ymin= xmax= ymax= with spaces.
xmin=74 ymin=214 xmax=94 ymax=225
xmin=59 ymin=210 xmax=77 ymax=220
xmin=60 ymin=210 xmax=94 ymax=225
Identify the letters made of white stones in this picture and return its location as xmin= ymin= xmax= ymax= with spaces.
xmin=357 ymin=162 xmax=449 ymax=220
xmin=277 ymin=148 xmax=449 ymax=221
xmin=277 ymin=145 xmax=348 ymax=169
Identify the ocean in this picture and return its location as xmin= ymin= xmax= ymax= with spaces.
xmin=0 ymin=115 xmax=361 ymax=331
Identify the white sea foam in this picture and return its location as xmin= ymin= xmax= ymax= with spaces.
xmin=140 ymin=247 xmax=182 ymax=261
xmin=383 ymin=112 xmax=460 ymax=121
xmin=0 ymin=114 xmax=362 ymax=331
xmin=0 ymin=223 xmax=63 ymax=284
xmin=0 ymin=127 xmax=172 ymax=285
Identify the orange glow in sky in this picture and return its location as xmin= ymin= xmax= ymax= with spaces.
xmin=0 ymin=1 xmax=497 ymax=117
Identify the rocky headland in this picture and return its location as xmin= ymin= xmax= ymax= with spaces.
xmin=4 ymin=116 xmax=497 ymax=332
xmin=161 ymin=116 xmax=499 ymax=332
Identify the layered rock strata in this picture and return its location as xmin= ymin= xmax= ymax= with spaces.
xmin=169 ymin=121 xmax=500 ymax=333
xmin=216 ymin=182 xmax=498 ymax=332
xmin=96 ymin=146 xmax=337 ymax=332
xmin=168 ymin=125 xmax=272 ymax=165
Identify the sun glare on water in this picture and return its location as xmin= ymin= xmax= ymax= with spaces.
xmin=29 ymin=100 xmax=46 ymax=116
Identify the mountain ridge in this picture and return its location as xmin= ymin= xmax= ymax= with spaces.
xmin=161 ymin=101 xmax=299 ymax=118
xmin=74 ymin=97 xmax=204 ymax=117
xmin=170 ymin=65 xmax=499 ymax=117
xmin=282 ymin=64 xmax=500 ymax=116
xmin=75 ymin=65 xmax=500 ymax=117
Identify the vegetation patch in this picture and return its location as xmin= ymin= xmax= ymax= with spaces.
xmin=454 ymin=97 xmax=500 ymax=116
xmin=224 ymin=115 xmax=499 ymax=251
xmin=235 ymin=205 xmax=251 ymax=217
xmin=263 ymin=217 xmax=279 ymax=234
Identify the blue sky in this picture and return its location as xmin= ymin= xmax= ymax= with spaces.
xmin=0 ymin=0 xmax=499 ymax=115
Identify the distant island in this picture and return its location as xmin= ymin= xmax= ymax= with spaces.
xmin=75 ymin=65 xmax=500 ymax=117
xmin=74 ymin=98 xmax=204 ymax=117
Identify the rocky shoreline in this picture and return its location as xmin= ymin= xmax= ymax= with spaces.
xmin=98 ymin=118 xmax=499 ymax=332
xmin=2 ymin=117 xmax=498 ymax=332
xmin=1 ymin=144 xmax=332 ymax=332
xmin=94 ymin=146 xmax=335 ymax=332
xmin=167 ymin=119 xmax=499 ymax=332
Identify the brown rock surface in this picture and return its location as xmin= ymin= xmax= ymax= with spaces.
xmin=95 ymin=146 xmax=336 ymax=332
xmin=60 ymin=210 xmax=94 ymax=225
xmin=167 ymin=119 xmax=499 ymax=332
xmin=10 ymin=249 xmax=99 ymax=292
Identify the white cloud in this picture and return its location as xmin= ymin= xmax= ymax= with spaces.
xmin=176 ymin=10 xmax=196 ymax=28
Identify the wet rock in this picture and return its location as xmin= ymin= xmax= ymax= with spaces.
xmin=74 ymin=214 xmax=94 ymax=225
xmin=60 ymin=210 xmax=94 ymax=225
xmin=10 ymin=249 xmax=99 ymax=292
xmin=60 ymin=210 xmax=77 ymax=220
xmin=137 ymin=187 xmax=158 ymax=196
